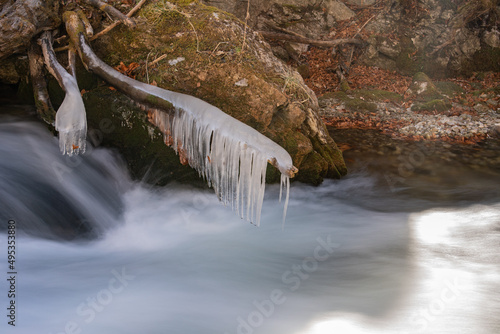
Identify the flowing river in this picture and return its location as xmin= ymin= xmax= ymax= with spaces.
xmin=0 ymin=112 xmax=499 ymax=334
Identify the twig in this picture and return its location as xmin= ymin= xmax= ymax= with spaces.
xmin=241 ymin=0 xmax=251 ymax=53
xmin=84 ymin=0 xmax=136 ymax=28
xmin=354 ymin=14 xmax=375 ymax=39
xmin=149 ymin=54 xmax=168 ymax=66
xmin=91 ymin=0 xmax=147 ymax=41
xmin=265 ymin=23 xmax=308 ymax=40
xmin=162 ymin=2 xmax=200 ymax=53
xmin=145 ymin=50 xmax=153 ymax=84
xmin=257 ymin=31 xmax=364 ymax=48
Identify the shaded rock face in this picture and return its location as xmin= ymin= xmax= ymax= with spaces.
xmin=204 ymin=0 xmax=499 ymax=78
xmin=89 ymin=0 xmax=346 ymax=184
xmin=361 ymin=0 xmax=500 ymax=77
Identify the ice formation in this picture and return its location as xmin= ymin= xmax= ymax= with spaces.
xmin=76 ymin=31 xmax=296 ymax=225
xmin=40 ymin=33 xmax=86 ymax=156
xmin=54 ymin=71 xmax=87 ymax=156
xmin=149 ymin=99 xmax=292 ymax=226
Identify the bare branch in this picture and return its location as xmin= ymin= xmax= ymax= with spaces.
xmin=83 ymin=0 xmax=136 ymax=28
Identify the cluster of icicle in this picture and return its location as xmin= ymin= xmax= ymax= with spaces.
xmin=147 ymin=88 xmax=294 ymax=226
xmin=54 ymin=69 xmax=87 ymax=156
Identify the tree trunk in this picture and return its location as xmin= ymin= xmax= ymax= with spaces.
xmin=0 ymin=0 xmax=61 ymax=60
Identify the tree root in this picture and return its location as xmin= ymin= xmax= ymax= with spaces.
xmin=28 ymin=42 xmax=55 ymax=124
xmin=54 ymin=0 xmax=147 ymax=52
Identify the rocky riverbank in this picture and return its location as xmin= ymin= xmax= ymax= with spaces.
xmin=309 ymin=61 xmax=500 ymax=144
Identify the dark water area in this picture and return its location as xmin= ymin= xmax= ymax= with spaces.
xmin=0 ymin=113 xmax=129 ymax=239
xmin=329 ymin=127 xmax=500 ymax=211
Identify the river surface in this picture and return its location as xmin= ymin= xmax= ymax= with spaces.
xmin=1 ymin=112 xmax=499 ymax=334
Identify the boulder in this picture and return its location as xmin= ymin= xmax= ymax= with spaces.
xmin=360 ymin=0 xmax=500 ymax=77
xmin=202 ymin=0 xmax=354 ymax=38
xmin=88 ymin=0 xmax=346 ymax=184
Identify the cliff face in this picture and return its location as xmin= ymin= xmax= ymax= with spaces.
xmin=202 ymin=0 xmax=500 ymax=78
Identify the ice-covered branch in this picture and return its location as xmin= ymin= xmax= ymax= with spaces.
xmin=39 ymin=31 xmax=87 ymax=156
xmin=63 ymin=11 xmax=297 ymax=225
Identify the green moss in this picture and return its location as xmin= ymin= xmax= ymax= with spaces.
xmin=411 ymin=99 xmax=452 ymax=112
xmin=410 ymin=72 xmax=444 ymax=101
xmin=295 ymin=151 xmax=327 ymax=185
xmin=435 ymin=81 xmax=465 ymax=97
xmin=339 ymin=79 xmax=351 ymax=92
xmin=83 ymin=87 xmax=203 ymax=186
xmin=345 ymin=98 xmax=378 ymax=112
xmin=145 ymin=94 xmax=174 ymax=110
xmin=309 ymin=135 xmax=346 ymax=178
xmin=353 ymin=89 xmax=403 ymax=102
xmin=320 ymin=91 xmax=350 ymax=103
xmin=396 ymin=37 xmax=419 ymax=76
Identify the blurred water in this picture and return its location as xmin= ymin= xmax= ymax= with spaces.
xmin=0 ymin=116 xmax=499 ymax=334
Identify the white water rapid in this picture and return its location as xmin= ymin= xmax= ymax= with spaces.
xmin=0 ymin=116 xmax=499 ymax=334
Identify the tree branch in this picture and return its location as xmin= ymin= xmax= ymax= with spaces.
xmin=90 ymin=0 xmax=147 ymax=41
xmin=83 ymin=0 xmax=136 ymax=28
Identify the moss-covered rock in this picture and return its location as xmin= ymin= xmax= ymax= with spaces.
xmin=83 ymin=87 xmax=203 ymax=186
xmin=406 ymin=72 xmax=443 ymax=101
xmin=434 ymin=81 xmax=465 ymax=97
xmin=345 ymin=98 xmax=378 ymax=112
xmin=411 ymin=99 xmax=452 ymax=112
xmin=86 ymin=0 xmax=346 ymax=184
xmin=352 ymin=89 xmax=403 ymax=103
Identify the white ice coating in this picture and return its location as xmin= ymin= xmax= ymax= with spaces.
xmin=40 ymin=33 xmax=87 ymax=156
xmin=148 ymin=86 xmax=293 ymax=226
xmin=79 ymin=36 xmax=294 ymax=225
xmin=54 ymin=70 xmax=87 ymax=156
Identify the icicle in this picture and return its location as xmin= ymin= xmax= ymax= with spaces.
xmin=280 ymin=174 xmax=290 ymax=230
xmin=149 ymin=107 xmax=288 ymax=227
xmin=39 ymin=32 xmax=86 ymax=156
xmin=54 ymin=76 xmax=87 ymax=156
